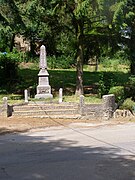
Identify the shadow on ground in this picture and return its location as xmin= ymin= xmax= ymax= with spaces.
xmin=0 ymin=129 xmax=135 ymax=180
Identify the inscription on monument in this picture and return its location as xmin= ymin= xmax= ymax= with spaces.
xmin=38 ymin=87 xmax=50 ymax=94
xmin=39 ymin=77 xmax=48 ymax=85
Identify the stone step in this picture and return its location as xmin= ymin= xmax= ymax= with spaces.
xmin=13 ymin=104 xmax=79 ymax=111
xmin=15 ymin=114 xmax=81 ymax=119
xmin=12 ymin=109 xmax=79 ymax=116
xmin=28 ymin=101 xmax=78 ymax=106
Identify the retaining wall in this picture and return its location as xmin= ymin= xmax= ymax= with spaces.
xmin=0 ymin=94 xmax=118 ymax=120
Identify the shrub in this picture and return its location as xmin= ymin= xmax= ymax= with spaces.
xmin=99 ymin=50 xmax=130 ymax=72
xmin=114 ymin=50 xmax=129 ymax=65
xmin=47 ymin=55 xmax=74 ymax=69
xmin=119 ymin=98 xmax=135 ymax=111
xmin=98 ymin=72 xmax=116 ymax=97
xmin=0 ymin=52 xmax=19 ymax=85
xmin=125 ymin=75 xmax=135 ymax=100
xmin=108 ymin=86 xmax=125 ymax=103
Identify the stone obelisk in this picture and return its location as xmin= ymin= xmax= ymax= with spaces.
xmin=35 ymin=45 xmax=53 ymax=99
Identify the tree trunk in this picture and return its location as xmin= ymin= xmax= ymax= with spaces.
xmin=10 ymin=33 xmax=15 ymax=52
xmin=30 ymin=39 xmax=36 ymax=59
xmin=75 ymin=21 xmax=84 ymax=96
xmin=130 ymin=34 xmax=135 ymax=74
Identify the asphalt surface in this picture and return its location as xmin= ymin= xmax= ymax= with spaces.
xmin=0 ymin=122 xmax=135 ymax=180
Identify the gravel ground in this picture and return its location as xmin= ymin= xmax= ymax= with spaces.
xmin=0 ymin=116 xmax=135 ymax=135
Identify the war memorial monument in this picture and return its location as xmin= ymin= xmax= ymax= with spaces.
xmin=35 ymin=45 xmax=53 ymax=99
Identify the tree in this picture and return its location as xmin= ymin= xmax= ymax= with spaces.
xmin=0 ymin=12 xmax=11 ymax=51
xmin=1 ymin=0 xmax=128 ymax=95
xmin=96 ymin=0 xmax=124 ymax=57
xmin=113 ymin=0 xmax=135 ymax=74
xmin=0 ymin=0 xmax=26 ymax=52
xmin=125 ymin=0 xmax=135 ymax=74
xmin=19 ymin=0 xmax=96 ymax=95
xmin=48 ymin=0 xmax=101 ymax=95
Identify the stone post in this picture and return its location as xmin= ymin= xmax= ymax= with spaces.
xmin=102 ymin=94 xmax=115 ymax=120
xmin=24 ymin=89 xmax=28 ymax=103
xmin=59 ymin=88 xmax=63 ymax=103
xmin=80 ymin=95 xmax=85 ymax=115
xmin=2 ymin=97 xmax=8 ymax=117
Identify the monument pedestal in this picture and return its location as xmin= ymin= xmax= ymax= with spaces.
xmin=35 ymin=91 xmax=53 ymax=99
xmin=35 ymin=84 xmax=53 ymax=99
xmin=35 ymin=68 xmax=53 ymax=99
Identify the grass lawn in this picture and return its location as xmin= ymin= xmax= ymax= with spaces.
xmin=0 ymin=62 xmax=131 ymax=104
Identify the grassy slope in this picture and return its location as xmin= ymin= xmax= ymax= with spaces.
xmin=0 ymin=62 xmax=130 ymax=103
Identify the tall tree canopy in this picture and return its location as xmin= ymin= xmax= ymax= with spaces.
xmin=47 ymin=0 xmax=101 ymax=95
xmin=112 ymin=0 xmax=135 ymax=74
xmin=0 ymin=0 xmax=26 ymax=51
xmin=1 ymin=0 xmax=135 ymax=95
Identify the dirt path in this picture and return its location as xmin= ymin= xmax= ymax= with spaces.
xmin=0 ymin=116 xmax=135 ymax=135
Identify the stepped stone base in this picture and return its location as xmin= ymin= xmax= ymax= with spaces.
xmin=11 ymin=102 xmax=79 ymax=119
xmin=35 ymin=94 xmax=53 ymax=99
xmin=22 ymin=114 xmax=81 ymax=119
xmin=6 ymin=95 xmax=116 ymax=120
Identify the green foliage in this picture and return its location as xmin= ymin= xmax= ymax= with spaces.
xmin=128 ymin=75 xmax=135 ymax=85
xmin=98 ymin=72 xmax=116 ymax=97
xmin=119 ymin=98 xmax=135 ymax=111
xmin=0 ymin=93 xmax=24 ymax=105
xmin=113 ymin=0 xmax=135 ymax=74
xmin=99 ymin=51 xmax=130 ymax=72
xmin=114 ymin=50 xmax=129 ymax=64
xmin=98 ymin=73 xmax=106 ymax=97
xmin=9 ymin=94 xmax=23 ymax=100
xmin=62 ymin=95 xmax=102 ymax=103
xmin=109 ymin=86 xmax=125 ymax=102
xmin=100 ymin=57 xmax=119 ymax=70
xmin=1 ymin=0 xmax=135 ymax=96
xmin=0 ymin=26 xmax=12 ymax=51
xmin=0 ymin=52 xmax=19 ymax=85
xmin=0 ymin=0 xmax=26 ymax=52
xmin=0 ymin=61 xmax=131 ymax=103
xmin=47 ymin=55 xmax=74 ymax=69
xmin=100 ymin=50 xmax=129 ymax=65
xmin=125 ymin=75 xmax=135 ymax=100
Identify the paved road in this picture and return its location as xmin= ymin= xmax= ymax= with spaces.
xmin=0 ymin=122 xmax=135 ymax=180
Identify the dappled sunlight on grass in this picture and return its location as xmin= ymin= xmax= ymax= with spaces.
xmin=63 ymin=95 xmax=102 ymax=104
xmin=98 ymin=64 xmax=130 ymax=73
xmin=0 ymin=62 xmax=131 ymax=104
xmin=0 ymin=94 xmax=24 ymax=105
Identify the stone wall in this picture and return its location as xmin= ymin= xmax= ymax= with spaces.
xmin=113 ymin=109 xmax=134 ymax=118
xmin=80 ymin=104 xmax=103 ymax=117
xmin=79 ymin=94 xmax=116 ymax=120
xmin=0 ymin=94 xmax=117 ymax=120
